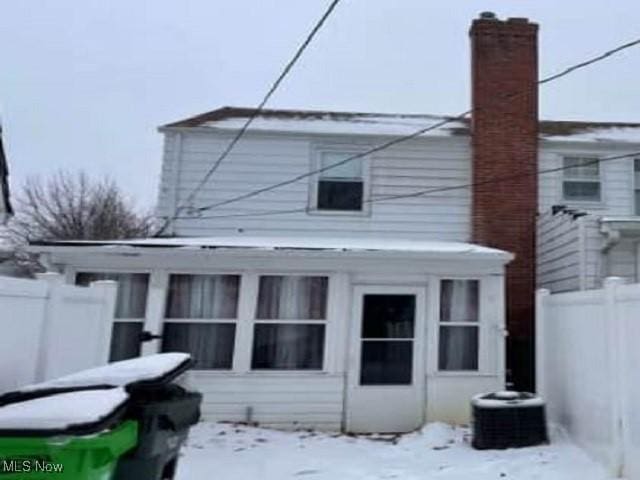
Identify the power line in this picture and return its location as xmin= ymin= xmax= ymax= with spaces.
xmin=155 ymin=0 xmax=341 ymax=236
xmin=178 ymin=150 xmax=640 ymax=220
xmin=183 ymin=35 xmax=640 ymax=217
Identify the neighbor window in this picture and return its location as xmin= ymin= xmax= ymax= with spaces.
xmin=251 ymin=275 xmax=328 ymax=370
xmin=438 ymin=279 xmax=479 ymax=371
xmin=162 ymin=274 xmax=240 ymax=370
xmin=634 ymin=159 xmax=640 ymax=215
xmin=315 ymin=151 xmax=364 ymax=211
xmin=75 ymin=272 xmax=149 ymax=363
xmin=562 ymin=156 xmax=601 ymax=202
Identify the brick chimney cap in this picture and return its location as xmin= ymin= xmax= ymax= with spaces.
xmin=479 ymin=11 xmax=497 ymax=19
xmin=507 ymin=17 xmax=530 ymax=24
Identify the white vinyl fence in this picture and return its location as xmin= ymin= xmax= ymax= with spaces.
xmin=0 ymin=272 xmax=117 ymax=393
xmin=537 ymin=277 xmax=640 ymax=479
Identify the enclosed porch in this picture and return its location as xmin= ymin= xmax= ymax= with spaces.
xmin=31 ymin=236 xmax=512 ymax=432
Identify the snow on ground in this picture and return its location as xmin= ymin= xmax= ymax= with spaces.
xmin=176 ymin=422 xmax=614 ymax=480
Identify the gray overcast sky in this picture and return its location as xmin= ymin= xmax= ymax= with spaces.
xmin=2 ymin=0 xmax=640 ymax=209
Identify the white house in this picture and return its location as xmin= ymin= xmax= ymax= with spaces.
xmin=26 ymin=13 xmax=640 ymax=431
xmin=537 ymin=128 xmax=640 ymax=292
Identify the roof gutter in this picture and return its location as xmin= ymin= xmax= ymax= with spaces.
xmin=26 ymin=244 xmax=514 ymax=264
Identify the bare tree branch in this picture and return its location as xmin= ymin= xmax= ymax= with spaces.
xmin=4 ymin=171 xmax=156 ymax=275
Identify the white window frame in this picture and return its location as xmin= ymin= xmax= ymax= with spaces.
xmin=249 ymin=273 xmax=331 ymax=372
xmin=307 ymin=145 xmax=372 ymax=216
xmin=560 ymin=155 xmax=603 ymax=205
xmin=434 ymin=277 xmax=483 ymax=375
xmin=162 ymin=273 xmax=242 ymax=371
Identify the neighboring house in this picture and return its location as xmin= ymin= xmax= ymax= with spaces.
xmin=27 ymin=13 xmax=640 ymax=431
xmin=537 ymin=141 xmax=640 ymax=292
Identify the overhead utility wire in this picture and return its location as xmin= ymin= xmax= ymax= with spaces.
xmin=185 ymin=36 xmax=640 ymax=216
xmin=155 ymin=0 xmax=341 ymax=235
xmin=178 ymin=150 xmax=640 ymax=220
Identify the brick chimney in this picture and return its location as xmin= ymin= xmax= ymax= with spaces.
xmin=470 ymin=12 xmax=538 ymax=391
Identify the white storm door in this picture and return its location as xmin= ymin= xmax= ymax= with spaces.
xmin=346 ymin=286 xmax=426 ymax=433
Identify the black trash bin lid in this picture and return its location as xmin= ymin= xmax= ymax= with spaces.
xmin=0 ymin=388 xmax=129 ymax=437
xmin=0 ymin=353 xmax=193 ymax=407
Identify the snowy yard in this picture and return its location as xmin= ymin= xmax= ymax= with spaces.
xmin=176 ymin=422 xmax=613 ymax=480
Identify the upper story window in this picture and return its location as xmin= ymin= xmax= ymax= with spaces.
xmin=634 ymin=159 xmax=640 ymax=215
xmin=314 ymin=151 xmax=365 ymax=212
xmin=562 ymin=156 xmax=601 ymax=202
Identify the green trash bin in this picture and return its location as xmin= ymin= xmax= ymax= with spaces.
xmin=0 ymin=420 xmax=138 ymax=480
xmin=0 ymin=354 xmax=199 ymax=480
xmin=0 ymin=388 xmax=138 ymax=480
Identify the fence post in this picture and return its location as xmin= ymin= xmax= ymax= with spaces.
xmin=33 ymin=272 xmax=65 ymax=382
xmin=89 ymin=280 xmax=118 ymax=365
xmin=535 ymin=289 xmax=550 ymax=399
xmin=604 ymin=276 xmax=624 ymax=477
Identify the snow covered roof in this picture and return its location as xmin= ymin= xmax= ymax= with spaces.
xmin=162 ymin=107 xmax=468 ymax=139
xmin=30 ymin=235 xmax=513 ymax=261
xmin=160 ymin=106 xmax=640 ymax=143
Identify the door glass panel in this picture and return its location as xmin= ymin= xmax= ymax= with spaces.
xmin=360 ymin=341 xmax=413 ymax=385
xmin=361 ymin=294 xmax=415 ymax=338
xmin=359 ymin=294 xmax=416 ymax=385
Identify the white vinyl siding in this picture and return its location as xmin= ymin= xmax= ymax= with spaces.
xmin=536 ymin=212 xmax=583 ymax=292
xmin=156 ymin=131 xmax=471 ymax=240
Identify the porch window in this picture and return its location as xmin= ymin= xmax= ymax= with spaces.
xmin=75 ymin=272 xmax=149 ymax=362
xmin=315 ymin=151 xmax=364 ymax=211
xmin=162 ymin=274 xmax=240 ymax=370
xmin=251 ymin=275 xmax=328 ymax=370
xmin=562 ymin=156 xmax=601 ymax=202
xmin=438 ymin=279 xmax=479 ymax=371
xmin=634 ymin=159 xmax=640 ymax=215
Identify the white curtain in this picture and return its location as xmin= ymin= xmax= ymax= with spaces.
xmin=440 ymin=280 xmax=478 ymax=323
xmin=166 ymin=274 xmax=239 ymax=318
xmin=162 ymin=323 xmax=235 ymax=369
xmin=439 ymin=326 xmax=478 ymax=370
xmin=252 ymin=324 xmax=325 ymax=370
xmin=256 ymin=276 xmax=327 ymax=319
xmin=439 ymin=280 xmax=479 ymax=370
